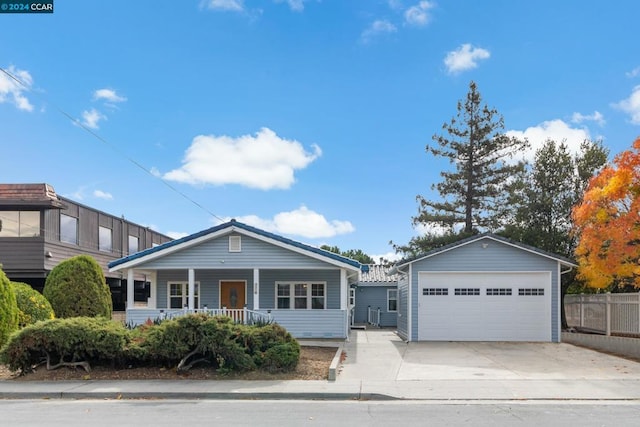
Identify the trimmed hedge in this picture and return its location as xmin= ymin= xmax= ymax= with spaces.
xmin=43 ymin=255 xmax=112 ymax=319
xmin=0 ymin=317 xmax=130 ymax=373
xmin=11 ymin=281 xmax=55 ymax=327
xmin=1 ymin=314 xmax=300 ymax=375
xmin=0 ymin=269 xmax=19 ymax=349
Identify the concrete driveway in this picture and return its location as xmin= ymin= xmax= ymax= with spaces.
xmin=338 ymin=329 xmax=640 ymax=399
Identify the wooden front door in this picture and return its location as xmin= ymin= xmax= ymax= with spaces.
xmin=220 ymin=281 xmax=246 ymax=309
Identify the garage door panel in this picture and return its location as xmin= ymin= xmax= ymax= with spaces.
xmin=418 ymin=272 xmax=551 ymax=341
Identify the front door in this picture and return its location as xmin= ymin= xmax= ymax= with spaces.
xmin=220 ymin=281 xmax=246 ymax=309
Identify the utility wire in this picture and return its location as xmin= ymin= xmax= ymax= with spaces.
xmin=0 ymin=66 xmax=225 ymax=223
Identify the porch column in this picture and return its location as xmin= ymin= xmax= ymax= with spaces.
xmin=126 ymin=269 xmax=134 ymax=309
xmin=340 ymin=269 xmax=347 ymax=310
xmin=253 ymin=268 xmax=260 ymax=310
xmin=148 ymin=271 xmax=157 ymax=309
xmin=188 ymin=269 xmax=195 ymax=310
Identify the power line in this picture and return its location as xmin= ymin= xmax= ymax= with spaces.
xmin=0 ymin=66 xmax=225 ymax=223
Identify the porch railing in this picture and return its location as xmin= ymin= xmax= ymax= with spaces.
xmin=367 ymin=305 xmax=381 ymax=327
xmin=160 ymin=306 xmax=272 ymax=325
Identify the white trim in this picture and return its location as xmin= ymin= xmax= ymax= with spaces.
xmin=148 ymin=271 xmax=157 ymax=308
xmin=188 ymin=269 xmax=195 ymax=310
xmin=110 ymin=225 xmax=361 ymax=273
xmin=408 ymin=263 xmax=412 ymax=341
xmin=275 ymin=281 xmax=327 ymax=310
xmin=340 ymin=269 xmax=347 ymax=311
xmin=218 ymin=280 xmax=248 ymax=309
xmin=557 ymin=262 xmax=562 ymax=343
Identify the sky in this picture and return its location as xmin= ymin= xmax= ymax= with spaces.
xmin=1 ymin=0 xmax=640 ymax=263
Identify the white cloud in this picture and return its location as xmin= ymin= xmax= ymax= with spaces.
xmin=571 ymin=110 xmax=605 ymax=127
xmin=370 ymin=251 xmax=403 ymax=263
xmin=506 ymin=119 xmax=591 ymax=162
xmin=81 ymin=108 xmax=106 ymax=129
xmin=163 ymin=127 xmax=321 ymax=190
xmin=404 ymin=1 xmax=435 ymax=26
xmin=444 ymin=44 xmax=490 ymax=74
xmin=93 ymin=88 xmax=127 ymax=103
xmin=626 ymin=66 xmax=640 ymax=78
xmin=93 ymin=189 xmax=113 ymax=200
xmin=388 ymin=0 xmax=404 ymax=10
xmin=219 ymin=206 xmax=355 ymax=239
xmin=166 ymin=231 xmax=190 ymax=240
xmin=0 ymin=65 xmax=34 ymax=112
xmin=612 ymin=85 xmax=640 ymax=125
xmin=201 ymin=0 xmax=244 ymax=11
xmin=361 ymin=20 xmax=397 ymax=43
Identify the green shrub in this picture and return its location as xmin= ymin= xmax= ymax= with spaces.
xmin=0 ymin=317 xmax=130 ymax=373
xmin=261 ymin=342 xmax=300 ymax=373
xmin=141 ymin=314 xmax=255 ymax=372
xmin=43 ymin=255 xmax=112 ymax=319
xmin=0 ymin=269 xmax=19 ymax=349
xmin=11 ymin=281 xmax=55 ymax=327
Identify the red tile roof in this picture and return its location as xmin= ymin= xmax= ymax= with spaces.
xmin=0 ymin=183 xmax=64 ymax=208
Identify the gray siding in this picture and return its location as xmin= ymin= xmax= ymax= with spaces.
xmin=0 ymin=237 xmax=45 ymax=276
xmin=258 ymin=269 xmax=341 ymax=309
xmin=138 ymin=233 xmax=336 ymax=270
xmin=262 ymin=309 xmax=347 ymax=338
xmin=408 ymin=239 xmax=560 ymax=342
xmin=156 ymin=269 xmax=254 ymax=309
xmin=397 ymin=274 xmax=409 ymax=340
xmin=353 ymin=285 xmax=397 ymax=327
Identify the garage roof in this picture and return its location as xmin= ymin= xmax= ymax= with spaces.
xmin=393 ymin=233 xmax=577 ymax=269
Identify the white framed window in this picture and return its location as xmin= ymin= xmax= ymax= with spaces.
xmin=276 ymin=282 xmax=326 ymax=310
xmin=99 ymin=226 xmax=112 ymax=252
xmin=349 ymin=288 xmax=356 ymax=307
xmin=387 ymin=289 xmax=398 ymax=312
xmin=60 ymin=213 xmax=78 ymax=244
xmin=168 ymin=282 xmax=200 ymax=309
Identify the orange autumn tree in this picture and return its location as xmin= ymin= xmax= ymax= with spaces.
xmin=572 ymin=137 xmax=640 ymax=289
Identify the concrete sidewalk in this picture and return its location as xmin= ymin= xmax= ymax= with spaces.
xmin=2 ymin=329 xmax=640 ymax=401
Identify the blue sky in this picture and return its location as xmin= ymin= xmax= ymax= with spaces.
xmin=1 ymin=1 xmax=640 ymax=262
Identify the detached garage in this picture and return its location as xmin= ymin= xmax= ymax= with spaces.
xmin=392 ymin=234 xmax=576 ymax=343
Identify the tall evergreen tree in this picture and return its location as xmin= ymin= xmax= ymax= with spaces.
xmin=414 ymin=81 xmax=528 ymax=236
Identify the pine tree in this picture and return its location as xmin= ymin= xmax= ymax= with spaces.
xmin=414 ymin=81 xmax=528 ymax=235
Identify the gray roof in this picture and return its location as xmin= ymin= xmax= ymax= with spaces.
xmin=394 ymin=232 xmax=577 ymax=268
xmin=359 ymin=264 xmax=399 ymax=283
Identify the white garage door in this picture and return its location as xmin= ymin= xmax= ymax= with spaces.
xmin=418 ymin=272 xmax=551 ymax=341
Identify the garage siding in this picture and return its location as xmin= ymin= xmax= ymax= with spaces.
xmin=409 ymin=239 xmax=560 ymax=342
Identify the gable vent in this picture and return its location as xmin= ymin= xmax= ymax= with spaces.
xmin=229 ymin=235 xmax=241 ymax=252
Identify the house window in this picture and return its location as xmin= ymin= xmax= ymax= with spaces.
xmin=60 ymin=214 xmax=78 ymax=244
xmin=128 ymin=235 xmax=139 ymax=254
xmin=276 ymin=282 xmax=326 ymax=310
xmin=0 ymin=211 xmax=39 ymax=237
xmin=99 ymin=226 xmax=112 ymax=252
xmin=387 ymin=289 xmax=398 ymax=312
xmin=168 ymin=282 xmax=200 ymax=309
xmin=349 ymin=288 xmax=356 ymax=307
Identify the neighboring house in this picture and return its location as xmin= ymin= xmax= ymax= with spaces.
xmin=0 ymin=183 xmax=173 ymax=310
xmin=352 ymin=264 xmax=399 ymax=328
xmin=108 ymin=219 xmax=362 ymax=339
xmin=391 ymin=233 xmax=576 ymax=343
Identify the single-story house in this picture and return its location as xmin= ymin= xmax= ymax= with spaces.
xmin=391 ymin=233 xmax=577 ymax=342
xmin=108 ymin=219 xmax=361 ymax=339
xmin=351 ymin=264 xmax=399 ymax=328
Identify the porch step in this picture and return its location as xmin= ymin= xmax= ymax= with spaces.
xmin=350 ymin=324 xmax=366 ymax=330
